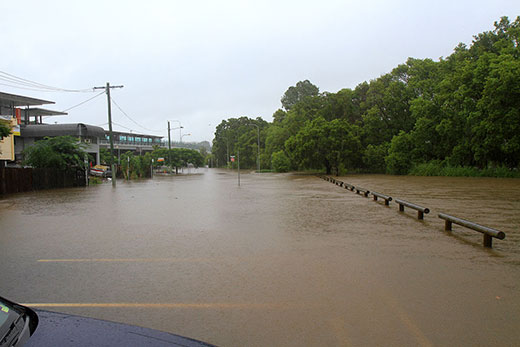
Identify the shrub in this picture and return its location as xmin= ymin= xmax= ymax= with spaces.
xmin=271 ymin=151 xmax=291 ymax=172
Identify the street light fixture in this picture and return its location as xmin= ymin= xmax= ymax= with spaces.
xmin=169 ymin=119 xmax=182 ymax=143
xmin=167 ymin=121 xmax=183 ymax=171
xmin=181 ymin=133 xmax=191 ymax=142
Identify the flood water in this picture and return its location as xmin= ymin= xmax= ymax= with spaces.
xmin=1 ymin=169 xmax=519 ymax=346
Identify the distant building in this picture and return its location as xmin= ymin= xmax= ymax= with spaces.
xmin=0 ymin=92 xmax=164 ymax=164
xmin=18 ymin=123 xmax=105 ymax=164
xmin=100 ymin=130 xmax=163 ymax=158
xmin=1 ymin=91 xmax=66 ymax=164
xmin=1 ymin=91 xmax=164 ymax=166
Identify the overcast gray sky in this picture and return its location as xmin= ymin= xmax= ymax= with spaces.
xmin=1 ymin=0 xmax=519 ymax=143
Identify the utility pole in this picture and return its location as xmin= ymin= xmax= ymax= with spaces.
xmin=94 ymin=82 xmax=123 ymax=187
xmin=168 ymin=121 xmax=172 ymax=173
xmin=84 ymin=154 xmax=89 ymax=187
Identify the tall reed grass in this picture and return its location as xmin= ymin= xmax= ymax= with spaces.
xmin=409 ymin=162 xmax=520 ymax=178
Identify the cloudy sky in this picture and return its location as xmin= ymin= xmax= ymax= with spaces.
xmin=1 ymin=0 xmax=519 ymax=142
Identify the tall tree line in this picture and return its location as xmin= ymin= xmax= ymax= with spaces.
xmin=212 ymin=17 xmax=520 ymax=175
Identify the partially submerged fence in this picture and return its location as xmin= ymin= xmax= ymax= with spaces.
xmin=438 ymin=213 xmax=506 ymax=248
xmin=371 ymin=191 xmax=392 ymax=205
xmin=318 ymin=175 xmax=508 ymax=249
xmin=0 ymin=167 xmax=86 ymax=195
xmin=395 ymin=198 xmax=430 ymax=220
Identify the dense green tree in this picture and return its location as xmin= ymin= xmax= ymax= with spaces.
xmin=280 ymin=80 xmax=319 ymax=111
xmin=317 ymin=88 xmax=362 ymax=123
xmin=271 ymin=150 xmax=291 ymax=172
xmin=0 ymin=121 xmax=11 ymax=155
xmin=362 ymin=143 xmax=389 ymax=173
xmin=386 ymin=131 xmax=414 ymax=174
xmin=212 ymin=116 xmax=268 ymax=169
xmin=272 ymin=109 xmax=287 ymax=123
xmin=210 ymin=17 xmax=520 ymax=176
xmin=23 ymin=136 xmax=87 ymax=170
xmin=285 ymin=117 xmax=361 ymax=174
xmin=0 ymin=122 xmax=10 ymax=139
xmin=264 ymin=125 xmax=290 ymax=163
xmin=99 ymin=148 xmax=116 ymax=165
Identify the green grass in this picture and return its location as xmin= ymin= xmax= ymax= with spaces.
xmin=89 ymin=176 xmax=103 ymax=185
xmin=409 ymin=162 xmax=520 ymax=178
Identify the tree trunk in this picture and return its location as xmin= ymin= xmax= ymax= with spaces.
xmin=324 ymin=159 xmax=332 ymax=174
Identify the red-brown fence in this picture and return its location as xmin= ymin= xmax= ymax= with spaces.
xmin=0 ymin=167 xmax=86 ymax=195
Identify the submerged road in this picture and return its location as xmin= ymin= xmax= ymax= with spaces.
xmin=1 ymin=169 xmax=519 ymax=346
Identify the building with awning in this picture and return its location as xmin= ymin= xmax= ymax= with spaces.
xmin=17 ymin=123 xmax=105 ymax=164
xmin=0 ymin=92 xmax=55 ymax=124
xmin=2 ymin=90 xmax=163 ymax=167
xmin=0 ymin=91 xmax=104 ymax=165
xmin=1 ymin=92 xmax=55 ymax=163
xmin=22 ymin=107 xmax=68 ymax=124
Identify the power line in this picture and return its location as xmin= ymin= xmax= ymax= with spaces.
xmin=0 ymin=82 xmax=69 ymax=92
xmin=62 ymin=91 xmax=106 ymax=112
xmin=110 ymin=97 xmax=162 ymax=134
xmin=0 ymin=70 xmax=94 ymax=93
xmin=42 ymin=91 xmax=106 ymax=120
xmin=111 ymin=121 xmax=135 ymax=132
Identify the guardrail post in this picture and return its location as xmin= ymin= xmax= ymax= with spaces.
xmin=395 ymin=198 xmax=429 ymax=220
xmin=371 ymin=192 xmax=392 ymax=206
xmin=438 ymin=213 xmax=505 ymax=248
xmin=483 ymin=234 xmax=493 ymax=248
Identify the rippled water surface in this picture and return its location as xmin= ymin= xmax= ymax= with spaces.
xmin=1 ymin=170 xmax=519 ymax=346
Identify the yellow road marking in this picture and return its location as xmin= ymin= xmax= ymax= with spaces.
xmin=379 ymin=291 xmax=434 ymax=347
xmin=21 ymin=302 xmax=282 ymax=309
xmin=37 ymin=258 xmax=209 ymax=263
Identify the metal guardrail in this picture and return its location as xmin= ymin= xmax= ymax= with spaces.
xmin=355 ymin=187 xmax=370 ymax=197
xmin=395 ymin=198 xmax=430 ymax=220
xmin=438 ymin=213 xmax=506 ymax=248
xmin=316 ymin=175 xmax=508 ymax=249
xmin=344 ymin=183 xmax=355 ymax=191
xmin=371 ymin=191 xmax=392 ymax=206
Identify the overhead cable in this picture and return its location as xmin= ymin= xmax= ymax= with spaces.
xmin=111 ymin=121 xmax=135 ymax=132
xmin=62 ymin=91 xmax=106 ymax=112
xmin=0 ymin=70 xmax=94 ymax=93
xmin=110 ymin=97 xmax=162 ymax=134
xmin=41 ymin=91 xmax=106 ymax=120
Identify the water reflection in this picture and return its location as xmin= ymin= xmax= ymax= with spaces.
xmin=0 ymin=170 xmax=519 ymax=346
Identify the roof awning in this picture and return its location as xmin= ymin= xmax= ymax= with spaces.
xmin=21 ymin=123 xmax=106 ymax=138
xmin=24 ymin=108 xmax=68 ymax=117
xmin=0 ymin=91 xmax=54 ymax=107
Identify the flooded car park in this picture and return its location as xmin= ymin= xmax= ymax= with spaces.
xmin=1 ymin=169 xmax=519 ymax=346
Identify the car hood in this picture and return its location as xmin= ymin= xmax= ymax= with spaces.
xmin=26 ymin=309 xmax=215 ymax=347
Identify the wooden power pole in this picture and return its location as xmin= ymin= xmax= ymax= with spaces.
xmin=94 ymin=82 xmax=123 ymax=187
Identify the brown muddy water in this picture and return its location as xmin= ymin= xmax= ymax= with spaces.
xmin=1 ymin=169 xmax=519 ymax=346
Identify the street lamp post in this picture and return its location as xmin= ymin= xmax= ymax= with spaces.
xmin=167 ymin=121 xmax=172 ymax=172
xmin=167 ymin=121 xmax=183 ymax=172
xmin=181 ymin=133 xmax=191 ymax=142
xmin=168 ymin=119 xmax=182 ymax=145
xmin=171 ymin=126 xmax=183 ymax=146
xmin=248 ymin=123 xmax=260 ymax=172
